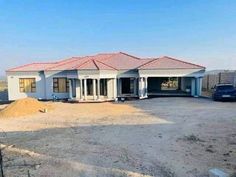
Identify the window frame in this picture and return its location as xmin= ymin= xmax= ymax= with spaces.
xmin=19 ymin=78 xmax=36 ymax=93
xmin=53 ymin=77 xmax=69 ymax=93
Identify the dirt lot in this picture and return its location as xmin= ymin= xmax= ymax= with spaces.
xmin=0 ymin=97 xmax=236 ymax=177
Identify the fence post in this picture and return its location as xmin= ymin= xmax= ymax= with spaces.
xmin=218 ymin=72 xmax=222 ymax=84
xmin=207 ymin=75 xmax=209 ymax=90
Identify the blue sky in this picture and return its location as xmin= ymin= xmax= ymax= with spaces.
xmin=0 ymin=0 xmax=236 ymax=74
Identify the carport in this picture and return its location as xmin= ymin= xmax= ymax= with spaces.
xmin=147 ymin=77 xmax=192 ymax=96
xmin=137 ymin=56 xmax=205 ymax=98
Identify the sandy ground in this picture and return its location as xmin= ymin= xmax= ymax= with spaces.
xmin=0 ymin=97 xmax=236 ymax=177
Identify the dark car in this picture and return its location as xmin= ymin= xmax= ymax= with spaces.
xmin=212 ymin=84 xmax=236 ymax=101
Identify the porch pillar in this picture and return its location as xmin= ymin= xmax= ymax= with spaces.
xmin=133 ymin=78 xmax=137 ymax=96
xmin=80 ymin=79 xmax=83 ymax=100
xmin=113 ymin=78 xmax=117 ymax=99
xmin=69 ymin=79 xmax=73 ymax=99
xmin=191 ymin=78 xmax=196 ymax=97
xmin=144 ymin=77 xmax=148 ymax=97
xmin=72 ymin=79 xmax=75 ymax=98
xmin=139 ymin=77 xmax=144 ymax=98
xmin=97 ymin=79 xmax=100 ymax=100
xmin=84 ymin=79 xmax=87 ymax=100
xmin=93 ymin=79 xmax=96 ymax=100
xmin=196 ymin=77 xmax=202 ymax=96
xmin=118 ymin=78 xmax=122 ymax=96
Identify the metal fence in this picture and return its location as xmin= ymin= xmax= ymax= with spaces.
xmin=202 ymin=71 xmax=236 ymax=91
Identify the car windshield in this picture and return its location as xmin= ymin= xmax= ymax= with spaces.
xmin=217 ymin=85 xmax=234 ymax=90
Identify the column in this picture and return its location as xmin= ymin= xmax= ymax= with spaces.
xmin=72 ymin=79 xmax=75 ymax=97
xmin=191 ymin=78 xmax=196 ymax=96
xmin=118 ymin=78 xmax=122 ymax=96
xmin=75 ymin=79 xmax=80 ymax=99
xmin=69 ymin=79 xmax=73 ymax=99
xmin=144 ymin=77 xmax=148 ymax=97
xmin=84 ymin=79 xmax=87 ymax=100
xmin=138 ymin=77 xmax=144 ymax=98
xmin=113 ymin=78 xmax=117 ymax=99
xmin=133 ymin=78 xmax=137 ymax=96
xmin=93 ymin=79 xmax=96 ymax=100
xmin=97 ymin=79 xmax=100 ymax=100
xmin=196 ymin=77 xmax=202 ymax=96
xmin=80 ymin=79 xmax=83 ymax=100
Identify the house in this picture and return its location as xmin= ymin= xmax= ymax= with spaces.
xmin=6 ymin=52 xmax=205 ymax=101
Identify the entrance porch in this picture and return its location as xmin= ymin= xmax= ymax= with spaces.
xmin=68 ymin=78 xmax=117 ymax=102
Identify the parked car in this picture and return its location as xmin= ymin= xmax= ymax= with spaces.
xmin=212 ymin=84 xmax=236 ymax=101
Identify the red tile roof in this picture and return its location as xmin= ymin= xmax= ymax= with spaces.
xmin=7 ymin=62 xmax=57 ymax=72
xmin=7 ymin=52 xmax=205 ymax=72
xmin=138 ymin=56 xmax=205 ymax=69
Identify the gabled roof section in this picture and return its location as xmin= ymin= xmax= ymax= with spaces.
xmin=138 ymin=56 xmax=205 ymax=70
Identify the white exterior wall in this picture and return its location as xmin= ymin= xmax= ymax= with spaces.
xmin=7 ymin=68 xmax=205 ymax=101
xmin=7 ymin=71 xmax=46 ymax=100
xmin=75 ymin=80 xmax=81 ymax=99
xmin=44 ymin=70 xmax=71 ymax=100
xmin=107 ymin=79 xmax=114 ymax=99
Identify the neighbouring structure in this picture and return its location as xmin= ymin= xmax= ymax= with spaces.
xmin=202 ymin=70 xmax=236 ymax=91
xmin=6 ymin=52 xmax=205 ymax=101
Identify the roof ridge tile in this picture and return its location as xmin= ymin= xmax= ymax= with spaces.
xmin=73 ymin=58 xmax=92 ymax=69
xmin=92 ymin=59 xmax=99 ymax=70
xmin=119 ymin=52 xmax=141 ymax=60
xmin=95 ymin=60 xmax=118 ymax=70
xmin=137 ymin=58 xmax=158 ymax=69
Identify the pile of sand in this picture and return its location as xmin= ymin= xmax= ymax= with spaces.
xmin=0 ymin=97 xmax=52 ymax=118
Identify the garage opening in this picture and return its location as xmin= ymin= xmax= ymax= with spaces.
xmin=148 ymin=77 xmax=191 ymax=96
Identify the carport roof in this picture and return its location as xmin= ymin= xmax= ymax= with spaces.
xmin=138 ymin=56 xmax=205 ymax=70
xmin=7 ymin=52 xmax=205 ymax=72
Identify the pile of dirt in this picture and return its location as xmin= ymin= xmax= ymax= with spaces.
xmin=0 ymin=97 xmax=52 ymax=118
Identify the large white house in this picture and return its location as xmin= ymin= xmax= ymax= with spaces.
xmin=6 ymin=52 xmax=205 ymax=101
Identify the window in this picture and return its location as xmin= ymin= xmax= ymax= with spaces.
xmin=19 ymin=78 xmax=36 ymax=93
xmin=53 ymin=78 xmax=69 ymax=93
